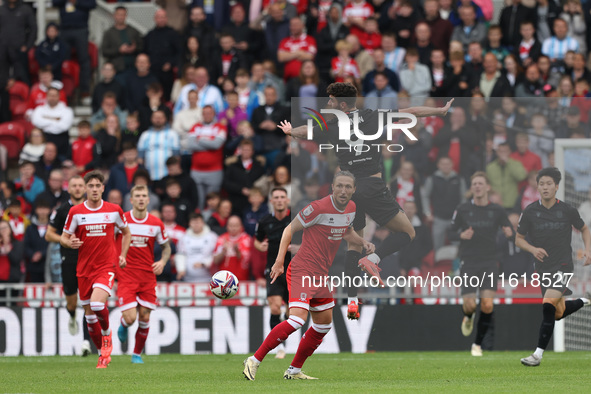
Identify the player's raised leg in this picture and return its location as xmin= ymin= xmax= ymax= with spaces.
xmin=243 ymin=306 xmax=307 ymax=380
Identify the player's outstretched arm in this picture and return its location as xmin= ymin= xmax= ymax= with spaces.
xmin=580 ymin=225 xmax=591 ymax=266
xmin=153 ymin=241 xmax=171 ymax=275
xmin=278 ymin=120 xmax=308 ymax=139
xmin=119 ymin=226 xmax=131 ymax=268
xmin=399 ymin=98 xmax=454 ymax=118
xmin=515 ymin=232 xmax=548 ymax=262
xmin=271 ymin=217 xmax=304 ymax=283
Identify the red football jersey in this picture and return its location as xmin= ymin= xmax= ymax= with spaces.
xmin=189 ymin=122 xmax=227 ymax=172
xmin=124 ymin=211 xmax=168 ymax=273
xmin=164 ymin=223 xmax=186 ymax=246
xmin=293 ymin=195 xmax=356 ymax=276
xmin=278 ymin=34 xmax=317 ymax=80
xmin=342 ymin=1 xmax=374 ymax=39
xmin=63 ymin=200 xmax=127 ymax=277
xmin=214 ymin=232 xmax=252 ymax=281
xmin=27 ymin=84 xmax=67 ymax=111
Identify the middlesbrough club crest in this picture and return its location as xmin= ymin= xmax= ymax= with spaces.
xmin=103 ymin=214 xmax=111 ymax=222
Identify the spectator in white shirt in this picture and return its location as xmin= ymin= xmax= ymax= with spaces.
xmin=31 ymin=86 xmax=73 ymax=160
xmin=172 ymin=89 xmax=202 ymax=155
xmin=173 ymin=66 xmax=223 ymax=114
xmin=175 ymin=213 xmax=218 ymax=282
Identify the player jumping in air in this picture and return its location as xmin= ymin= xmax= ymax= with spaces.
xmin=254 ymin=187 xmax=292 ymax=359
xmin=278 ymin=82 xmax=453 ymax=319
xmin=45 ymin=175 xmax=93 ymax=356
xmin=517 ymin=167 xmax=591 ymax=366
xmin=61 ymin=171 xmax=131 ymax=368
xmin=243 ymin=171 xmax=374 ymax=380
xmin=450 ymin=172 xmax=514 ymax=356
xmin=117 ymin=185 xmax=171 ymax=364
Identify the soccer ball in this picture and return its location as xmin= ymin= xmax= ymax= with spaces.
xmin=210 ymin=270 xmax=240 ymax=300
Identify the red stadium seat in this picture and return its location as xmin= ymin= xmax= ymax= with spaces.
xmin=88 ymin=42 xmax=99 ymax=70
xmin=11 ymin=119 xmax=35 ymax=139
xmin=0 ymin=122 xmax=26 ymax=160
xmin=9 ymin=81 xmax=29 ymax=102
xmin=28 ymin=47 xmax=39 ymax=84
xmin=10 ymin=102 xmax=28 ymax=120
xmin=62 ymin=60 xmax=80 ymax=87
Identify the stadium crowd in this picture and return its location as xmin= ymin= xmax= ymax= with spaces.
xmin=0 ymin=0 xmax=591 ymax=292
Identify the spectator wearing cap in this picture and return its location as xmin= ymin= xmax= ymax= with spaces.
xmin=15 ymin=161 xmax=45 ymax=208
xmin=35 ymin=23 xmax=69 ymax=81
xmin=90 ymin=91 xmax=127 ymax=132
xmin=101 ymin=6 xmax=143 ymax=78
xmin=31 ymin=87 xmax=73 ymax=159
xmin=157 ymin=156 xmax=199 ymax=213
xmin=34 ymin=169 xmax=68 ymax=210
xmin=174 ymin=66 xmax=223 ymax=115
xmin=122 ymin=169 xmax=161 ymax=212
xmin=542 ymin=18 xmax=579 ymax=62
xmin=52 ymin=0 xmax=96 ymax=103
xmin=92 ymin=62 xmax=126 ymax=113
xmin=0 ymin=0 xmax=37 ymax=84
xmin=105 ymin=142 xmax=143 ymax=197
xmin=144 ymin=9 xmax=182 ymax=101
xmin=26 ymin=68 xmax=67 ymax=118
xmin=138 ymin=110 xmax=180 ymax=182
xmin=138 ymin=82 xmax=171 ymax=132
xmin=126 ymin=54 xmax=159 ymax=113
xmin=277 ymin=17 xmax=316 ymax=81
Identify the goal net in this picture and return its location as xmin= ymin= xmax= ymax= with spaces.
xmin=554 ymin=139 xmax=591 ymax=351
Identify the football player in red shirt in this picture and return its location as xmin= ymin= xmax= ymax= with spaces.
xmin=243 ymin=171 xmax=374 ymax=380
xmin=61 ymin=171 xmax=131 ymax=368
xmin=117 ymin=185 xmax=171 ymax=364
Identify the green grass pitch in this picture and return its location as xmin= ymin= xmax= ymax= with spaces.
xmin=2 ymin=352 xmax=591 ymax=392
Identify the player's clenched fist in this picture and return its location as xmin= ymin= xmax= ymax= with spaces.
xmin=119 ymin=255 xmax=127 ymax=268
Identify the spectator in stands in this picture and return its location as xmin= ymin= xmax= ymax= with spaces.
xmin=560 ymin=0 xmax=587 ymax=54
xmin=122 ymin=169 xmax=160 ymax=212
xmin=412 ymin=22 xmax=434 ymax=66
xmin=104 ymin=142 xmax=142 ymax=197
xmin=161 ymin=202 xmax=186 ymax=246
xmin=359 ymin=16 xmax=381 ymax=53
xmin=400 ymin=49 xmax=432 ymax=104
xmin=485 ymin=25 xmax=510 ymax=64
xmin=88 ymin=114 xmax=120 ymax=171
xmin=381 ymin=32 xmax=405 ymax=74
xmin=343 ymin=0 xmax=373 ymax=39
xmin=0 ymin=0 xmax=37 ymax=84
xmin=184 ymin=6 xmax=217 ymax=58
xmin=35 ymin=23 xmax=69 ymax=81
xmin=211 ymin=33 xmax=247 ymax=87
xmin=422 ymin=156 xmax=466 ymax=252
xmin=208 ymin=198 xmax=232 ymax=236
xmin=429 ymin=49 xmax=449 ymax=97
xmin=528 ymin=112 xmax=555 ymax=167
xmin=3 ymin=199 xmax=30 ymax=241
xmin=510 ymin=133 xmax=543 ymax=177
xmin=499 ymin=0 xmax=537 ymax=49
xmin=243 ymin=187 xmax=269 ymax=237
xmin=0 ymin=182 xmax=20 ymax=213
xmin=218 ymin=91 xmax=247 ymax=139
xmin=397 ymin=200 xmax=432 ymax=277
xmin=34 ymin=142 xmax=61 ymax=184
xmin=423 ymin=0 xmax=454 ymax=55
xmin=0 ymin=219 xmax=25 ymax=297
xmin=71 ymin=120 xmax=94 ymax=174
xmin=363 ymin=48 xmax=400 ymax=95
xmin=433 ymin=106 xmax=480 ymax=181
xmin=330 ymin=40 xmax=361 ymax=84
xmin=251 ymin=86 xmax=290 ymax=168
xmin=262 ymin=3 xmax=290 ymax=65
xmin=182 ymin=38 xmax=207 ymax=73
xmin=175 ymin=212 xmax=217 ymax=282
xmin=186 ymin=105 xmax=226 ymax=209
xmin=515 ymin=171 xmax=541 ymax=212
xmin=471 ymin=53 xmax=512 ymax=98
xmin=213 ymin=215 xmax=251 ymax=281
xmin=465 ymin=41 xmax=484 ymax=77
xmin=201 ymin=192 xmax=220 ymax=222
xmin=138 ymin=82 xmax=171 ymax=132
xmin=121 ymin=113 xmax=142 ymax=146
xmin=316 ymin=3 xmax=349 ymax=81
xmin=26 ymin=68 xmax=67 ymax=119
xmin=138 ymin=110 xmax=180 ymax=182
xmin=161 ymin=178 xmax=191 ymax=228
xmin=171 ymin=65 xmax=195 ymax=104
xmin=515 ymin=64 xmax=543 ymax=99
xmin=222 ymin=3 xmax=261 ymax=66
xmin=365 ymin=71 xmax=398 ymax=110
xmin=571 ymin=53 xmax=591 ymax=84
xmin=144 ymin=9 xmax=182 ymax=101
xmin=24 ymin=200 xmax=51 ymax=282
xmin=386 ymin=0 xmax=420 ymax=49
xmin=157 ymin=156 xmax=198 ymax=212
xmin=345 ymin=34 xmax=374 ymax=79
xmin=285 ymin=61 xmax=327 ymax=125
xmin=52 ymin=0 xmax=95 ymax=104
xmin=31 ymin=87 xmax=72 ymax=158
xmin=451 ymin=5 xmax=487 ymax=52
xmin=277 ymin=17 xmax=317 ymax=81
xmin=542 ymin=18 xmax=579 ymax=61
xmin=514 ymin=21 xmax=541 ymax=67
xmin=390 ymin=161 xmax=424 ymax=218
xmin=486 ymin=142 xmax=527 ymax=210
xmin=34 ymin=169 xmax=67 ymax=209
xmin=92 ymin=62 xmax=126 ymax=113
xmin=90 ymin=91 xmax=126 ymax=132
xmin=101 ymin=6 xmax=143 ymax=79
xmin=223 ymin=139 xmax=266 ymax=216
xmin=19 ymin=129 xmax=46 ymax=165
xmin=174 ymin=66 xmax=224 ymax=115
xmin=172 ymin=89 xmax=201 ymax=159
xmin=558 ymin=106 xmax=588 ymax=138
xmin=107 ymin=189 xmax=122 ymax=207
xmin=126 ymin=54 xmax=158 ymax=114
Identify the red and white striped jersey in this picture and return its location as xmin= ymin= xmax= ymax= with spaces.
xmin=164 ymin=223 xmax=186 ymax=246
xmin=63 ymin=200 xmax=127 ymax=278
xmin=278 ymin=34 xmax=317 ymax=80
xmin=293 ymin=195 xmax=356 ymax=276
xmin=342 ymin=1 xmax=374 ymax=37
xmin=331 ymin=57 xmax=360 ymax=82
xmin=125 ymin=211 xmax=168 ymax=273
xmin=189 ymin=122 xmax=227 ymax=172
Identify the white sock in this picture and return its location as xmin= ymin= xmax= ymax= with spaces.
xmin=288 ymin=365 xmax=301 ymax=374
xmin=101 ymin=328 xmax=111 ymax=336
xmin=534 ymin=347 xmax=544 ymax=358
xmin=367 ymin=253 xmax=380 ymax=265
xmin=581 ymin=297 xmax=590 ymax=304
xmin=249 ymin=355 xmax=261 ymax=364
xmin=348 ymin=297 xmax=358 ymax=305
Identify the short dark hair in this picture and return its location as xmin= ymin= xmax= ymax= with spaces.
xmin=536 ymin=167 xmax=561 ymax=185
xmin=35 ymin=199 xmax=52 ymax=210
xmin=121 ymin=141 xmax=137 ymax=152
xmin=165 ymin=178 xmax=181 ymax=188
xmin=374 ymin=71 xmax=388 ymax=80
xmin=19 ymin=160 xmax=35 ymax=169
xmin=78 ymin=120 xmax=91 ymax=129
xmin=189 ymin=212 xmax=204 ymax=221
xmin=166 ymin=156 xmax=181 ymax=166
xmin=271 ymin=187 xmax=288 ymax=196
xmin=84 ymin=170 xmax=105 ymax=184
xmin=239 ymin=139 xmax=254 ymax=148
xmin=326 ymin=83 xmax=358 ymax=108
xmin=133 ymin=168 xmax=151 ymax=184
xmin=115 ymin=5 xmax=127 ymax=12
